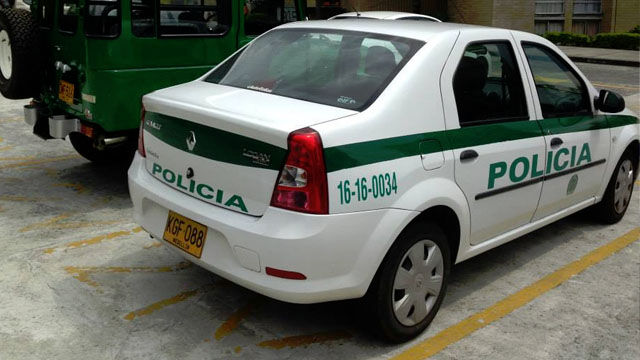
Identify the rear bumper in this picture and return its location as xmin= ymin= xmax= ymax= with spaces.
xmin=127 ymin=153 xmax=415 ymax=304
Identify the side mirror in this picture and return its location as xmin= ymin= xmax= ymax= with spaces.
xmin=595 ymin=89 xmax=625 ymax=113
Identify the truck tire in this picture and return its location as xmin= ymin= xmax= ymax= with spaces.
xmin=591 ymin=149 xmax=636 ymax=224
xmin=0 ymin=9 xmax=41 ymax=99
xmin=365 ymin=222 xmax=450 ymax=343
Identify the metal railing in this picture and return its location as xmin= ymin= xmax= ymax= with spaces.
xmin=535 ymin=1 xmax=564 ymax=15
xmin=573 ymin=0 xmax=601 ymax=15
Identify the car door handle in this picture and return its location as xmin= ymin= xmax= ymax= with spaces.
xmin=460 ymin=149 xmax=478 ymax=161
xmin=550 ymin=137 xmax=563 ymax=148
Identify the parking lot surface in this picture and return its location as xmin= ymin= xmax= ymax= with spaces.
xmin=1 ymin=62 xmax=639 ymax=359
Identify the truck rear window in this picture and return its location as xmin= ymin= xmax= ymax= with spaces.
xmin=59 ymin=0 xmax=79 ymax=34
xmin=85 ymin=0 xmax=121 ymax=37
xmin=204 ymin=29 xmax=423 ymax=111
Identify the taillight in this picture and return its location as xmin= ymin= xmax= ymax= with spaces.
xmin=270 ymin=128 xmax=328 ymax=214
xmin=138 ymin=105 xmax=146 ymax=157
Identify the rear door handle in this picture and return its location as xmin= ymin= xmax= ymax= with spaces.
xmin=550 ymin=137 xmax=563 ymax=148
xmin=460 ymin=149 xmax=478 ymax=161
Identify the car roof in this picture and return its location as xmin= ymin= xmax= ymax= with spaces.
xmin=332 ymin=11 xmax=441 ymax=21
xmin=279 ymin=19 xmax=495 ymax=42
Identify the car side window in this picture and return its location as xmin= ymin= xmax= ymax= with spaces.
xmin=85 ymin=0 xmax=121 ymax=37
xmin=38 ymin=0 xmax=54 ymax=29
xmin=453 ymin=42 xmax=528 ymax=127
xmin=131 ymin=0 xmax=155 ymax=37
xmin=244 ymin=0 xmax=298 ymax=36
xmin=59 ymin=0 xmax=79 ymax=34
xmin=157 ymin=0 xmax=231 ymax=37
xmin=522 ymin=43 xmax=591 ymax=118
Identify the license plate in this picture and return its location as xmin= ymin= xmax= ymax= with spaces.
xmin=163 ymin=211 xmax=208 ymax=258
xmin=58 ymin=80 xmax=74 ymax=105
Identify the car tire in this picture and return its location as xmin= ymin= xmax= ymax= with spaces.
xmin=69 ymin=133 xmax=136 ymax=165
xmin=365 ymin=222 xmax=450 ymax=343
xmin=592 ymin=150 xmax=636 ymax=224
xmin=0 ymin=8 xmax=41 ymax=99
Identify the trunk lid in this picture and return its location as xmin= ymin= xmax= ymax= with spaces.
xmin=142 ymin=80 xmax=356 ymax=216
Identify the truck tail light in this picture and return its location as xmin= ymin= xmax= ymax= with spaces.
xmin=138 ymin=105 xmax=146 ymax=157
xmin=270 ymin=128 xmax=328 ymax=214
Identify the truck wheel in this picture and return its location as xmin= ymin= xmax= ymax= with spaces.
xmin=366 ymin=222 xmax=450 ymax=343
xmin=592 ymin=150 xmax=636 ymax=224
xmin=0 ymin=9 xmax=41 ymax=99
xmin=69 ymin=133 xmax=136 ymax=165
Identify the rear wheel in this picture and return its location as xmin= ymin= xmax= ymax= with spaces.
xmin=366 ymin=222 xmax=450 ymax=343
xmin=69 ymin=133 xmax=136 ymax=165
xmin=0 ymin=9 xmax=41 ymax=99
xmin=592 ymin=150 xmax=635 ymax=224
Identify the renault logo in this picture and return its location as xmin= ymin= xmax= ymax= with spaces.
xmin=186 ymin=131 xmax=196 ymax=151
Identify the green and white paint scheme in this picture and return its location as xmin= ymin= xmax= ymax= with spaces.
xmin=128 ymin=20 xmax=638 ymax=312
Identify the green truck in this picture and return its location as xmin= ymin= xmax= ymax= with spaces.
xmin=0 ymin=0 xmax=307 ymax=162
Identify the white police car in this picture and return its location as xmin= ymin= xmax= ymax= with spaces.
xmin=128 ymin=20 xmax=639 ymax=342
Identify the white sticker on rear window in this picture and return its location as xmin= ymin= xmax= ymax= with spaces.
xmin=337 ymin=96 xmax=356 ymax=105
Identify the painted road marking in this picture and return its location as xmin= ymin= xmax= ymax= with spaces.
xmin=44 ymin=226 xmax=142 ymax=254
xmin=124 ymin=289 xmax=200 ymax=321
xmin=0 ymin=155 xmax=33 ymax=161
xmin=391 ymin=227 xmax=640 ymax=360
xmin=0 ymin=155 xmax=80 ymax=170
xmin=0 ymin=146 xmax=13 ymax=152
xmin=21 ymin=212 xmax=123 ymax=233
xmin=258 ymin=331 xmax=353 ymax=349
xmin=591 ymin=82 xmax=640 ymax=91
xmin=65 ymin=262 xmax=192 ymax=288
xmin=0 ymin=194 xmax=61 ymax=202
xmin=214 ymin=299 xmax=262 ymax=340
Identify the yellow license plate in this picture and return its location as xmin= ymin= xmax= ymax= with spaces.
xmin=163 ymin=211 xmax=208 ymax=258
xmin=58 ymin=80 xmax=74 ymax=104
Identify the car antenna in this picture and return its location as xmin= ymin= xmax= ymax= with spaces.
xmin=353 ymin=6 xmax=361 ymax=17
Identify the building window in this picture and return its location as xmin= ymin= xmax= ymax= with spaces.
xmin=573 ymin=0 xmax=601 ymax=15
xmin=572 ymin=20 xmax=600 ymax=35
xmin=535 ymin=1 xmax=564 ymax=15
xmin=535 ymin=20 xmax=564 ymax=34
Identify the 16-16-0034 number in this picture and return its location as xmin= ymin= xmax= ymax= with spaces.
xmin=337 ymin=172 xmax=398 ymax=205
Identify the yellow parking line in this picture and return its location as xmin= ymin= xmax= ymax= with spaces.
xmin=21 ymin=213 xmax=123 ymax=233
xmin=143 ymin=241 xmax=163 ymax=249
xmin=0 ymin=116 xmax=22 ymax=123
xmin=214 ymin=299 xmax=262 ymax=340
xmin=591 ymin=82 xmax=640 ymax=91
xmin=0 ymin=194 xmax=60 ymax=202
xmin=0 ymin=154 xmax=80 ymax=170
xmin=0 ymin=155 xmax=34 ymax=161
xmin=258 ymin=331 xmax=352 ymax=349
xmin=53 ymin=182 xmax=88 ymax=194
xmin=44 ymin=226 xmax=142 ymax=254
xmin=0 ymin=146 xmax=14 ymax=152
xmin=65 ymin=262 xmax=192 ymax=288
xmin=124 ymin=289 xmax=200 ymax=321
xmin=391 ymin=227 xmax=640 ymax=360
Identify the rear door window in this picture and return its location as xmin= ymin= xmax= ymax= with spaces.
xmin=452 ymin=42 xmax=528 ymax=126
xmin=59 ymin=0 xmax=79 ymax=34
xmin=159 ymin=0 xmax=231 ymax=36
xmin=85 ymin=0 xmax=121 ymax=37
xmin=38 ymin=0 xmax=55 ymax=29
xmin=244 ymin=0 xmax=298 ymax=36
xmin=131 ymin=0 xmax=155 ymax=37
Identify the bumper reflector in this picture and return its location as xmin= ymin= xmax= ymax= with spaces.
xmin=265 ymin=267 xmax=307 ymax=280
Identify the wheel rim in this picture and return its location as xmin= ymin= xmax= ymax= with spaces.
xmin=392 ymin=239 xmax=444 ymax=327
xmin=0 ymin=30 xmax=11 ymax=80
xmin=613 ymin=159 xmax=634 ymax=214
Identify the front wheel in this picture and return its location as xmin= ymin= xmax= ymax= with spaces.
xmin=69 ymin=133 xmax=136 ymax=165
xmin=365 ymin=222 xmax=450 ymax=343
xmin=592 ymin=150 xmax=636 ymax=224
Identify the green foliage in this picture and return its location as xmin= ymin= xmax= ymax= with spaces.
xmin=543 ymin=32 xmax=590 ymax=46
xmin=591 ymin=33 xmax=640 ymax=50
xmin=630 ymin=25 xmax=640 ymax=34
xmin=543 ymin=31 xmax=640 ymax=50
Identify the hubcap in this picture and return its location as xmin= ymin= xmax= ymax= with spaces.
xmin=0 ymin=30 xmax=11 ymax=80
xmin=613 ymin=159 xmax=634 ymax=214
xmin=392 ymin=239 xmax=444 ymax=327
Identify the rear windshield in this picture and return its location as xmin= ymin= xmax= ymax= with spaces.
xmin=204 ymin=29 xmax=424 ymax=111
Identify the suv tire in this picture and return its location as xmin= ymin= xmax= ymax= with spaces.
xmin=70 ymin=133 xmax=136 ymax=165
xmin=365 ymin=222 xmax=450 ymax=343
xmin=0 ymin=9 xmax=41 ymax=99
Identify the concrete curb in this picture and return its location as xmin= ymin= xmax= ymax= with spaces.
xmin=568 ymin=56 xmax=640 ymax=68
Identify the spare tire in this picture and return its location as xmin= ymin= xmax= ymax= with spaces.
xmin=0 ymin=8 xmax=41 ymax=99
